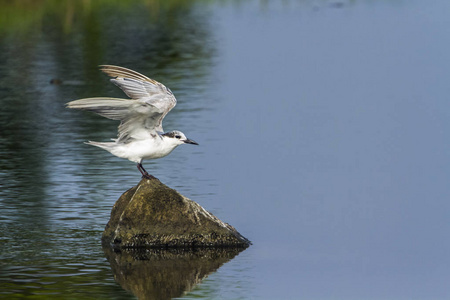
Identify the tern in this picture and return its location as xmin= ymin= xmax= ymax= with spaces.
xmin=66 ymin=65 xmax=198 ymax=178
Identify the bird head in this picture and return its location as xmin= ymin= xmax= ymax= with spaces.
xmin=162 ymin=130 xmax=198 ymax=146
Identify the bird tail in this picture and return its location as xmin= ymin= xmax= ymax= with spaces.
xmin=85 ymin=141 xmax=116 ymax=151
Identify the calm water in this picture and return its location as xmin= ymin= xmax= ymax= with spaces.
xmin=1 ymin=0 xmax=450 ymax=299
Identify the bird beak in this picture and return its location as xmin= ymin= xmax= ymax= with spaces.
xmin=184 ymin=139 xmax=199 ymax=145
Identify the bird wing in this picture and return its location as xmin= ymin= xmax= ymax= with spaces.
xmin=66 ymin=65 xmax=177 ymax=143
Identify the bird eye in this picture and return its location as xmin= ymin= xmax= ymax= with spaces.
xmin=175 ymin=135 xmax=181 ymax=139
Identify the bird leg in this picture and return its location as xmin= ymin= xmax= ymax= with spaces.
xmin=137 ymin=163 xmax=154 ymax=179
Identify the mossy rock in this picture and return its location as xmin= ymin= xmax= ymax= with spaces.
xmin=102 ymin=177 xmax=251 ymax=249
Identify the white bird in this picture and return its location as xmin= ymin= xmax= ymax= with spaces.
xmin=66 ymin=65 xmax=198 ymax=178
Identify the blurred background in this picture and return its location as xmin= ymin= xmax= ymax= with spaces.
xmin=1 ymin=0 xmax=450 ymax=299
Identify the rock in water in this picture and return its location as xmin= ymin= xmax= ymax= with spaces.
xmin=102 ymin=177 xmax=251 ymax=249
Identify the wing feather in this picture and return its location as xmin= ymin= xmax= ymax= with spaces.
xmin=67 ymin=65 xmax=177 ymax=142
xmin=66 ymin=97 xmax=135 ymax=120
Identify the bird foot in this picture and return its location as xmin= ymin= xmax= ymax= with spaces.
xmin=137 ymin=163 xmax=155 ymax=179
xmin=142 ymin=172 xmax=155 ymax=180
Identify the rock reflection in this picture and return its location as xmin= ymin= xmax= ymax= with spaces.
xmin=103 ymin=246 xmax=246 ymax=299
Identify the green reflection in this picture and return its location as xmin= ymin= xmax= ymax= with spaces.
xmin=0 ymin=0 xmax=206 ymax=35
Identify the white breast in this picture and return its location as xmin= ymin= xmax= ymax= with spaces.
xmin=111 ymin=138 xmax=178 ymax=163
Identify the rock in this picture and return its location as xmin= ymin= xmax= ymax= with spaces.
xmin=102 ymin=177 xmax=251 ymax=249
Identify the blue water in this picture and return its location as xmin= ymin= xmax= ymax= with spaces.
xmin=1 ymin=0 xmax=450 ymax=299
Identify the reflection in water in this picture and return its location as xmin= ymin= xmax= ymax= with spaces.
xmin=0 ymin=0 xmax=217 ymax=298
xmin=103 ymin=246 xmax=246 ymax=299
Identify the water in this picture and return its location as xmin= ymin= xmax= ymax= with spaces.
xmin=1 ymin=0 xmax=450 ymax=299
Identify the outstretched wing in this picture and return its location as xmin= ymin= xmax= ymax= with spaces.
xmin=66 ymin=65 xmax=177 ymax=142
